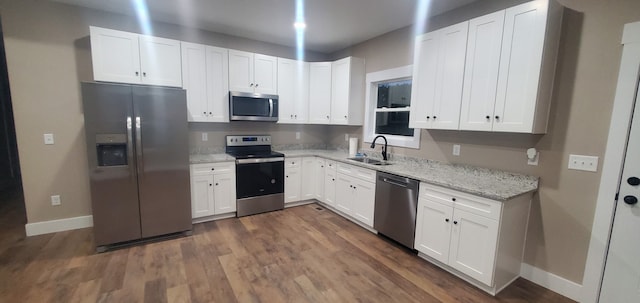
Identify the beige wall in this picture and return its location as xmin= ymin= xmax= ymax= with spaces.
xmin=0 ymin=0 xmax=329 ymax=224
xmin=4 ymin=0 xmax=640 ymax=286
xmin=329 ymin=0 xmax=640 ymax=283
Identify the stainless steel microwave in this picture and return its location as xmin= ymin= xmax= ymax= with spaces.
xmin=229 ymin=91 xmax=279 ymax=122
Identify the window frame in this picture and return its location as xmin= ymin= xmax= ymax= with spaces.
xmin=363 ymin=65 xmax=420 ymax=149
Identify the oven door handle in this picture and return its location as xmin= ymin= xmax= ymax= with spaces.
xmin=236 ymin=157 xmax=284 ymax=164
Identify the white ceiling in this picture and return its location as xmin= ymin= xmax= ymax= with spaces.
xmin=52 ymin=0 xmax=478 ymax=53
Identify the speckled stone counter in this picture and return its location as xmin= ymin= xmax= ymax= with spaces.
xmin=189 ymin=153 xmax=236 ymax=164
xmin=279 ymin=149 xmax=539 ymax=201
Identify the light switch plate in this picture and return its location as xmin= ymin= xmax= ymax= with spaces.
xmin=452 ymin=144 xmax=460 ymax=156
xmin=201 ymin=133 xmax=208 ymax=141
xmin=44 ymin=133 xmax=54 ymax=145
xmin=568 ymin=154 xmax=599 ymax=172
xmin=296 ymin=132 xmax=300 ymax=140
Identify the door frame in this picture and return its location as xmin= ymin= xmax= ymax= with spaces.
xmin=582 ymin=21 xmax=640 ymax=303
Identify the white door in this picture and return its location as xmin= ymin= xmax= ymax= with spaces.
xmin=205 ymin=46 xmax=229 ymax=122
xmin=277 ymin=58 xmax=298 ymax=123
xmin=459 ymin=10 xmax=505 ymax=131
xmin=352 ymin=179 xmax=375 ymax=227
xmin=448 ymin=209 xmax=499 ymax=286
xmin=431 ymin=21 xmax=468 ymax=130
xmin=324 ymin=167 xmax=336 ymax=206
xmin=213 ymin=173 xmax=236 ymax=214
xmin=89 ymin=26 xmax=141 ymax=84
xmin=228 ymin=50 xmax=254 ymax=93
xmin=138 ymin=35 xmax=182 ymax=87
xmin=335 ymin=174 xmax=353 ymax=214
xmin=409 ymin=31 xmax=439 ymax=129
xmin=308 ymin=62 xmax=332 ymax=124
xmin=331 ymin=58 xmax=351 ymax=125
xmin=493 ymin=0 xmax=547 ymax=132
xmin=191 ymin=174 xmax=215 ymax=218
xmin=285 ymin=167 xmax=301 ymax=203
xmin=415 ymin=198 xmax=453 ymax=264
xmin=181 ymin=42 xmax=208 ymax=122
xmin=600 ymin=79 xmax=640 ymax=302
xmin=254 ymin=54 xmax=278 ymax=94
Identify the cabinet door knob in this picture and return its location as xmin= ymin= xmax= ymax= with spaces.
xmin=250 ymin=83 xmax=254 ymax=87
xmin=135 ymin=71 xmax=139 ymax=76
xmin=209 ymin=184 xmax=212 ymax=187
xmin=143 ymin=72 xmax=146 ymax=77
xmin=624 ymin=196 xmax=638 ymax=205
xmin=286 ymin=175 xmax=289 ymax=178
xmin=291 ymin=114 xmax=294 ymax=118
xmin=453 ymin=221 xmax=458 ymax=225
xmin=209 ymin=112 xmax=212 ymax=115
xmin=433 ymin=116 xmax=437 ymax=119
xmin=495 ymin=115 xmax=500 ymax=120
xmin=628 ymin=177 xmax=640 ymax=186
xmin=326 ymin=115 xmax=330 ymax=119
xmin=452 ymin=197 xmax=456 ymax=202
xmin=203 ymin=111 xmax=207 ymax=114
xmin=255 ymin=83 xmax=259 ymax=87
xmin=294 ymin=115 xmax=297 ymax=118
xmin=211 ymin=168 xmax=215 ymax=171
xmin=426 ymin=116 xmax=430 ymax=119
xmin=344 ymin=115 xmax=347 ymax=118
xmin=445 ymin=218 xmax=449 ymax=222
xmin=215 ymin=183 xmax=219 ymax=186
xmin=485 ymin=115 xmax=490 ymax=119
xmin=332 ymin=178 xmax=335 ymax=181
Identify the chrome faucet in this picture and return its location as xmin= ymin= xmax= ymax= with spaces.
xmin=370 ymin=135 xmax=388 ymax=161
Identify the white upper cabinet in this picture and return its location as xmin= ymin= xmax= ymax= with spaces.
xmin=459 ymin=11 xmax=505 ymax=131
xmin=229 ymin=50 xmax=277 ymax=94
xmin=278 ymin=58 xmax=310 ymax=124
xmin=493 ymin=0 xmax=561 ymax=133
xmin=331 ymin=57 xmax=365 ymax=125
xmin=181 ymin=43 xmax=229 ymax=122
xmin=459 ymin=0 xmax=561 ymax=133
xmin=90 ymin=26 xmax=182 ymax=87
xmin=409 ymin=21 xmax=468 ymax=130
xmin=308 ymin=62 xmax=332 ymax=124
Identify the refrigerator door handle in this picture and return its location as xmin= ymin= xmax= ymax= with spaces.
xmin=126 ymin=116 xmax=135 ymax=180
xmin=135 ymin=116 xmax=143 ymax=177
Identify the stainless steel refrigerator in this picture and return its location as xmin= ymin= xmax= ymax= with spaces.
xmin=82 ymin=82 xmax=191 ymax=250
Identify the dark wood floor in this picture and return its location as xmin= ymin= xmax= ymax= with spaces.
xmin=0 ymin=189 xmax=576 ymax=303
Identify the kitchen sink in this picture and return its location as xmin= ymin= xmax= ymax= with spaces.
xmin=347 ymin=157 xmax=392 ymax=166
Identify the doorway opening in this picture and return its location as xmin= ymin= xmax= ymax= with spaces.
xmin=0 ymin=15 xmax=26 ymax=237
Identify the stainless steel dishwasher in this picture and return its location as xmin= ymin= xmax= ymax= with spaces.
xmin=374 ymin=171 xmax=419 ymax=249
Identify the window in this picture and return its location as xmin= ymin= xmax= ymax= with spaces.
xmin=363 ymin=65 xmax=420 ymax=149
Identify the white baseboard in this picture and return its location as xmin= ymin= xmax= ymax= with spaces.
xmin=520 ymin=263 xmax=582 ymax=302
xmin=25 ymin=215 xmax=93 ymax=236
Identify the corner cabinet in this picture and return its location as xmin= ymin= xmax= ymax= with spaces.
xmin=331 ymin=57 xmax=366 ymax=125
xmin=414 ymin=183 xmax=531 ymax=295
xmin=278 ymin=58 xmax=310 ymax=123
xmin=190 ymin=162 xmax=236 ymax=222
xmin=181 ymin=42 xmax=229 ymax=122
xmin=409 ymin=21 xmax=469 ymax=130
xmin=228 ymin=50 xmax=277 ymax=94
xmin=90 ymin=26 xmax=182 ymax=87
xmin=308 ymin=62 xmax=333 ymax=124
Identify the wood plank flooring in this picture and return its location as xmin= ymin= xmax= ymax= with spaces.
xmin=0 ymin=190 xmax=576 ymax=302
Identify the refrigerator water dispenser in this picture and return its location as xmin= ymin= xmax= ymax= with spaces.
xmin=96 ymin=134 xmax=127 ymax=167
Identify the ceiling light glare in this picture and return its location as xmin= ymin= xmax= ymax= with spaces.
xmin=294 ymin=22 xmax=307 ymax=30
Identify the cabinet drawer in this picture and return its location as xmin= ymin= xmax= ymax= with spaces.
xmin=337 ymin=163 xmax=376 ymax=183
xmin=420 ymin=183 xmax=502 ymax=220
xmin=285 ymin=157 xmax=301 ymax=168
xmin=191 ymin=162 xmax=235 ymax=175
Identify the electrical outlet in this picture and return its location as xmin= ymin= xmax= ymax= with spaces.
xmin=344 ymin=133 xmax=349 ymax=141
xmin=51 ymin=195 xmax=61 ymax=206
xmin=296 ymin=132 xmax=300 ymax=140
xmin=452 ymin=144 xmax=460 ymax=156
xmin=527 ymin=152 xmax=540 ymax=166
xmin=201 ymin=133 xmax=208 ymax=141
xmin=44 ymin=133 xmax=54 ymax=145
xmin=568 ymin=154 xmax=599 ymax=172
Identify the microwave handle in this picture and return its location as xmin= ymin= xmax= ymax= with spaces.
xmin=269 ymin=99 xmax=274 ymax=117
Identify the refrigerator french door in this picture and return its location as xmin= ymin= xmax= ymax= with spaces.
xmin=82 ymin=82 xmax=191 ymax=248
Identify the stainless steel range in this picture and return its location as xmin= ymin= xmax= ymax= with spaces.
xmin=226 ymin=135 xmax=285 ymax=217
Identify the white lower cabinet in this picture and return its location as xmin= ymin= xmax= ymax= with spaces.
xmin=323 ymin=160 xmax=337 ymax=206
xmin=284 ymin=158 xmax=302 ymax=203
xmin=313 ymin=158 xmax=326 ymax=201
xmin=334 ymin=163 xmax=376 ymax=228
xmin=415 ymin=183 xmax=531 ymax=295
xmin=301 ymin=157 xmax=316 ymax=200
xmin=190 ymin=162 xmax=236 ymax=220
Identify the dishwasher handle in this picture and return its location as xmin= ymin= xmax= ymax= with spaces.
xmin=378 ymin=173 xmax=418 ymax=190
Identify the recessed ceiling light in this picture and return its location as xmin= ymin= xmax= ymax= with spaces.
xmin=294 ymin=22 xmax=307 ymax=30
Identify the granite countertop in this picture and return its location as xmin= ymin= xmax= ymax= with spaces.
xmin=189 ymin=149 xmax=539 ymax=201
xmin=279 ymin=150 xmax=539 ymax=201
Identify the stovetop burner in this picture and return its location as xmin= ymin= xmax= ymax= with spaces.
xmin=225 ymin=135 xmax=283 ymax=159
